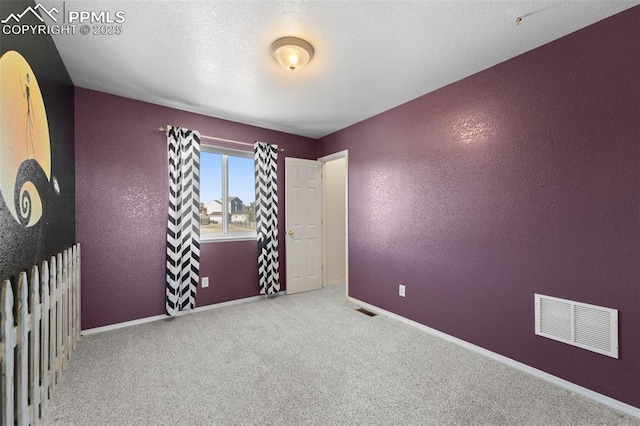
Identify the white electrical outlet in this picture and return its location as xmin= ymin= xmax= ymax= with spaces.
xmin=202 ymin=277 xmax=209 ymax=288
xmin=399 ymin=284 xmax=406 ymax=297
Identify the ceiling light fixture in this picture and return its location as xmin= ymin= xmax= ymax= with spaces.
xmin=270 ymin=37 xmax=314 ymax=71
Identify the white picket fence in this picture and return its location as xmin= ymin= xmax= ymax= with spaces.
xmin=1 ymin=244 xmax=81 ymax=425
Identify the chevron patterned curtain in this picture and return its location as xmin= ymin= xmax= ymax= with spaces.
xmin=254 ymin=141 xmax=280 ymax=294
xmin=166 ymin=126 xmax=200 ymax=316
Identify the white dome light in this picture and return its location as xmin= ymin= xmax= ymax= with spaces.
xmin=270 ymin=37 xmax=314 ymax=71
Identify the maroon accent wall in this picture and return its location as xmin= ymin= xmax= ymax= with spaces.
xmin=75 ymin=88 xmax=316 ymax=329
xmin=318 ymin=8 xmax=639 ymax=409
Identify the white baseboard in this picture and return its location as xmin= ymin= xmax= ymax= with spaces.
xmin=348 ymin=297 xmax=640 ymax=419
xmin=327 ymin=279 xmax=345 ymax=286
xmin=82 ymin=291 xmax=285 ymax=335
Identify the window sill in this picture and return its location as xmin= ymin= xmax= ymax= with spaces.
xmin=201 ymin=234 xmax=257 ymax=243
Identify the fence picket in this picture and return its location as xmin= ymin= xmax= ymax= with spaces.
xmin=61 ymin=250 xmax=68 ymax=371
xmin=76 ymin=245 xmax=81 ymax=342
xmin=29 ymin=265 xmax=41 ymax=425
xmin=55 ymin=252 xmax=63 ymax=382
xmin=1 ymin=279 xmax=16 ymax=425
xmin=16 ymin=272 xmax=29 ymax=424
xmin=40 ymin=260 xmax=50 ymax=416
xmin=65 ymin=249 xmax=71 ymax=368
xmin=0 ymin=245 xmax=80 ymax=425
xmin=49 ymin=256 xmax=57 ymax=397
xmin=71 ymin=246 xmax=77 ymax=351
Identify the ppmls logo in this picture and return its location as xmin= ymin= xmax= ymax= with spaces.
xmin=1 ymin=3 xmax=59 ymax=24
xmin=2 ymin=3 xmax=126 ymax=36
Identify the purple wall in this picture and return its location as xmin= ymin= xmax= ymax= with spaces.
xmin=75 ymin=88 xmax=316 ymax=329
xmin=318 ymin=8 xmax=639 ymax=409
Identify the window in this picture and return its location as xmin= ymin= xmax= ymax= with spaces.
xmin=200 ymin=146 xmax=256 ymax=241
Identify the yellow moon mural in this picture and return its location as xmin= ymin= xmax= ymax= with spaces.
xmin=0 ymin=50 xmax=51 ymax=227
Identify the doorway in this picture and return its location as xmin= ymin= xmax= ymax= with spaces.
xmin=320 ymin=151 xmax=348 ymax=297
xmin=284 ymin=151 xmax=349 ymax=296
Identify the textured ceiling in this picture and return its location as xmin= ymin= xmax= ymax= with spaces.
xmin=40 ymin=1 xmax=639 ymax=138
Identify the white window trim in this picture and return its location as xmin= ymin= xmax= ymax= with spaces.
xmin=201 ymin=144 xmax=257 ymax=242
xmin=201 ymin=234 xmax=257 ymax=243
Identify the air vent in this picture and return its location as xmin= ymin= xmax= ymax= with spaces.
xmin=356 ymin=308 xmax=377 ymax=317
xmin=535 ymin=294 xmax=618 ymax=358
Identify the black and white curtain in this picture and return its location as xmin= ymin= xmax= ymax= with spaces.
xmin=254 ymin=141 xmax=279 ymax=294
xmin=166 ymin=126 xmax=200 ymax=316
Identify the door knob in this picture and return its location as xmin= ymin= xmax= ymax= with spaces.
xmin=287 ymin=230 xmax=294 ymax=236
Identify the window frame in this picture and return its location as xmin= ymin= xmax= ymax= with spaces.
xmin=200 ymin=145 xmax=257 ymax=243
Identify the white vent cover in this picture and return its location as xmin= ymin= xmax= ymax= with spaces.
xmin=535 ymin=294 xmax=618 ymax=358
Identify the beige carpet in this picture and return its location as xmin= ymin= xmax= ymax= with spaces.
xmin=43 ymin=284 xmax=639 ymax=425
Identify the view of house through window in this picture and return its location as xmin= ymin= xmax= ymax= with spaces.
xmin=200 ymin=147 xmax=256 ymax=239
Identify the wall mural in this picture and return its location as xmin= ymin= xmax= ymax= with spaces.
xmin=0 ymin=0 xmax=75 ymax=283
xmin=0 ymin=50 xmax=53 ymax=228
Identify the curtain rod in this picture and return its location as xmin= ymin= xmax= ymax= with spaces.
xmin=158 ymin=126 xmax=284 ymax=151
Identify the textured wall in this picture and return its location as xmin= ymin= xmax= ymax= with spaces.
xmin=75 ymin=89 xmax=316 ymax=329
xmin=0 ymin=0 xmax=75 ymax=282
xmin=318 ymin=8 xmax=639 ymax=409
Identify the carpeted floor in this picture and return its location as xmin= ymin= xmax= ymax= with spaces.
xmin=43 ymin=284 xmax=638 ymax=425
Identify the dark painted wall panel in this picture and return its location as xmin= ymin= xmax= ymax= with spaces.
xmin=0 ymin=0 xmax=75 ymax=282
xmin=74 ymin=88 xmax=316 ymax=329
xmin=318 ymin=7 xmax=640 ymax=409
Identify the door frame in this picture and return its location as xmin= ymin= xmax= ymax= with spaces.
xmin=319 ymin=150 xmax=349 ymax=298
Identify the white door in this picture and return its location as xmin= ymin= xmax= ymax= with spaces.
xmin=285 ymin=158 xmax=322 ymax=294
